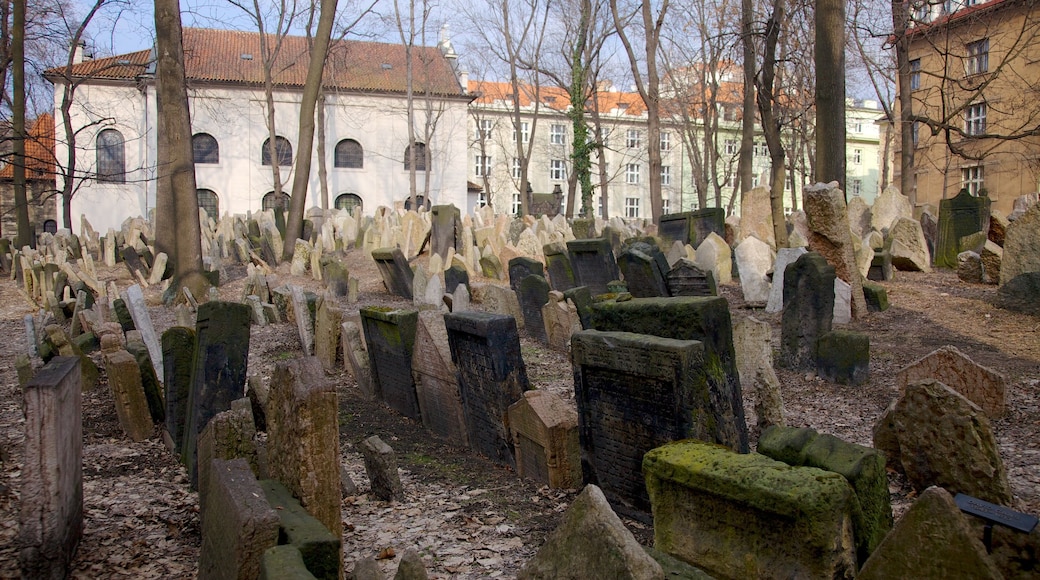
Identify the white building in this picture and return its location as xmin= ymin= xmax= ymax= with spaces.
xmin=46 ymin=28 xmax=471 ymax=235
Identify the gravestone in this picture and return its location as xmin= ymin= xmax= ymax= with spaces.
xmin=694 ymin=232 xmax=732 ymax=285
xmin=507 ymin=390 xmax=581 ymax=489
xmin=508 ymin=257 xmax=545 ymax=293
xmin=183 ymin=301 xmax=252 ymax=487
xmin=868 ymin=249 xmax=894 ymax=281
xmin=588 ymin=296 xmax=749 ymax=454
xmin=804 ymin=183 xmax=866 ymax=318
xmin=103 ymin=349 xmax=154 ymax=441
xmin=444 ymin=312 xmax=529 ymax=469
xmin=289 ymin=286 xmax=315 ymax=356
xmin=573 ymin=329 xmax=720 ymax=514
xmin=341 ymin=320 xmax=376 ymax=400
xmin=371 ymin=247 xmax=414 ymax=299
xmin=896 ymin=345 xmax=1006 ymax=418
xmin=19 ymin=357 xmax=83 ymax=580
xmin=444 ymin=264 xmax=469 ymax=295
xmin=563 ymin=286 xmax=594 ymax=330
xmin=321 ymin=258 xmax=350 ymax=298
xmin=125 ymin=341 xmax=165 ymax=423
xmin=430 ymin=204 xmax=460 ymax=259
xmin=267 ymin=357 xmax=341 ymax=537
xmin=313 ymin=297 xmax=342 ymax=371
xmin=765 ymin=247 xmax=808 ymax=313
xmin=359 ymin=435 xmax=405 ymax=502
xmin=888 ymin=217 xmax=932 ymax=272
xmin=543 ymin=242 xmax=577 ymax=292
xmin=936 ymin=189 xmax=991 ymax=269
xmin=779 ymin=252 xmax=835 ymax=371
xmin=360 ymin=307 xmax=421 ymax=421
xmin=198 ymin=458 xmax=279 ymax=580
xmin=665 ymin=259 xmax=717 ymax=297
xmin=567 ymin=238 xmax=619 ymax=295
xmin=733 ymin=316 xmax=785 ymax=431
xmin=617 ymin=248 xmax=670 ymax=298
xmin=734 ymin=236 xmax=775 ymax=305
xmin=658 ymin=212 xmax=694 ymax=248
xmin=999 ymin=201 xmax=1040 ymax=287
xmin=517 ymin=274 xmax=550 ymax=343
xmin=542 ymin=291 xmax=582 ymax=352
xmin=689 ymin=208 xmax=727 ymax=249
xmin=259 ymin=480 xmax=341 ymax=579
xmin=197 ymin=402 xmax=259 ymax=518
xmin=411 ymin=311 xmax=468 ymax=446
xmin=162 ymin=327 xmax=196 ymax=454
xmin=477 ymin=284 xmax=524 ymax=331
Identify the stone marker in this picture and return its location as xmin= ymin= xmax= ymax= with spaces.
xmin=541 ymin=291 xmax=581 ymax=352
xmin=507 ymin=390 xmax=581 ymax=489
xmin=313 ymin=297 xmax=342 ymax=371
xmin=508 ymin=256 xmax=545 ymax=293
xmin=804 ymin=182 xmax=866 ymax=318
xmin=567 ymin=238 xmax=619 ymax=295
xmin=517 ymin=485 xmax=665 ymax=580
xmin=371 ymin=247 xmax=414 ymax=299
xmin=517 ymin=274 xmax=550 ymax=343
xmin=198 ymin=458 xmax=279 ymax=580
xmin=779 ymin=252 xmax=835 ymax=371
xmin=887 ymin=217 xmax=932 ymax=272
xmin=260 ymin=479 xmax=341 ymax=579
xmin=125 ymin=340 xmax=165 ymax=423
xmin=162 ymin=326 xmax=196 ymax=454
xmin=665 ymin=259 xmax=717 ymax=297
xmin=644 ymin=439 xmax=857 ymax=580
xmin=543 ymin=242 xmax=577 ymax=292
xmin=816 ymin=330 xmax=869 ymax=385
xmin=870 ymin=186 xmax=913 ymax=233
xmin=735 ymin=236 xmax=775 ymax=306
xmin=765 ymin=247 xmax=808 ymax=313
xmin=289 ymin=286 xmax=315 ymax=356
xmin=19 ymin=357 xmax=83 ymax=580
xmin=197 ymin=402 xmax=259 ymax=517
xmin=445 ymin=312 xmax=529 ymax=469
xmin=617 ymin=248 xmax=670 ymax=298
xmin=430 ymin=204 xmax=460 ymax=259
xmin=873 ymin=379 xmax=1012 ymax=505
xmin=739 ymin=185 xmax=776 ymax=248
xmin=896 ymin=345 xmax=1006 ymax=418
xmin=936 ymin=189 xmax=991 ymax=269
xmin=103 ymin=349 xmax=154 ymax=441
xmin=478 ymin=284 xmax=524 ymax=331
xmin=360 ymin=435 xmax=405 ymax=502
xmin=341 ymin=321 xmax=377 ymax=399
xmin=360 ymin=307 xmax=421 ymax=421
xmin=122 ymin=284 xmax=164 ymax=382
xmin=411 ymin=311 xmax=468 ymax=446
xmin=733 ymin=316 xmax=785 ymax=431
xmin=857 ymin=487 xmax=1003 ymax=580
xmin=999 ymin=201 xmax=1040 ymax=287
xmin=694 ymin=232 xmax=732 ymax=285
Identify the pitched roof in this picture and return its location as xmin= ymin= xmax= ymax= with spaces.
xmin=49 ymin=28 xmax=465 ymax=97
xmin=0 ymin=113 xmax=55 ymax=181
xmin=467 ymin=79 xmax=648 ymax=116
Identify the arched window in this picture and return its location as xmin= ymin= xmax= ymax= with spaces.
xmin=197 ymin=189 xmax=219 ymax=219
xmin=43 ymin=219 xmax=58 ymax=234
xmin=192 ymin=133 xmax=219 ymax=164
xmin=334 ymin=139 xmax=364 ymax=169
xmin=334 ymin=193 xmax=363 ymax=215
xmin=96 ymin=129 xmax=125 ymax=182
xmin=262 ymin=191 xmax=291 ymax=211
xmin=403 ymin=142 xmax=427 ymax=171
xmin=261 ymin=136 xmax=293 ymax=166
xmin=403 ymin=195 xmax=430 ymax=211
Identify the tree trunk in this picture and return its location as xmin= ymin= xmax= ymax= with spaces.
xmin=283 ymin=0 xmax=338 ymax=262
xmin=12 ymin=0 xmax=30 ymax=248
xmin=154 ymin=0 xmax=207 ymax=298
xmin=738 ymin=0 xmax=756 ymax=198
xmin=815 ymin=0 xmax=846 ymax=190
xmin=892 ymin=0 xmax=915 ymax=203
xmin=756 ymin=0 xmax=790 ymax=249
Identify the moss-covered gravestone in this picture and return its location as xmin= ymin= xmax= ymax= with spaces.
xmin=112 ymin=298 xmax=136 ymax=332
xmin=862 ymin=282 xmax=889 ymax=312
xmin=935 ymin=189 xmax=991 ymax=269
xmin=430 ymin=204 xmax=461 ymax=258
xmin=517 ymin=274 xmax=550 ymax=344
xmin=125 ymin=340 xmax=165 ymax=423
xmin=815 ymin=330 xmax=870 ymax=386
xmin=508 ymin=256 xmax=545 ymax=293
xmin=543 ymin=243 xmax=577 ymax=292
xmin=567 ymin=238 xmax=620 ymax=296
xmin=162 ymin=326 xmax=196 ymax=454
xmin=371 ymin=247 xmax=414 ymax=300
xmin=360 ymin=307 xmax=420 ymax=420
xmin=617 ymin=248 xmax=670 ymax=298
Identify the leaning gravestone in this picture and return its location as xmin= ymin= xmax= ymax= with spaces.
xmin=665 ymin=259 xmax=717 ymax=297
xmin=198 ymin=458 xmax=279 ymax=580
xmin=162 ymin=327 xmax=196 ymax=454
xmin=183 ymin=301 xmax=252 ymax=488
xmin=567 ymin=238 xmax=619 ymax=296
xmin=430 ymin=204 xmax=460 ymax=259
xmin=734 ymin=236 xmax=775 ymax=306
xmin=508 ymin=257 xmax=545 ymax=294
xmin=517 ymin=274 xmax=551 ymax=343
xmin=411 ymin=311 xmax=468 ymax=447
xmin=508 ymin=390 xmax=581 ymax=489
xmin=543 ymin=242 xmax=577 ymax=292
xmin=360 ymin=307 xmax=420 ymax=421
xmin=896 ymin=345 xmax=1006 ymax=418
xmin=804 ymin=183 xmax=866 ymax=318
xmin=103 ymin=348 xmax=154 ymax=441
xmin=19 ymin=357 xmax=83 ymax=580
xmin=765 ymin=247 xmax=808 ymax=313
xmin=445 ymin=312 xmax=529 ymax=469
xmin=617 ymin=248 xmax=670 ymax=298
xmin=998 ymin=200 xmax=1040 ymax=298
xmin=359 ymin=435 xmax=405 ymax=502
xmin=779 ymin=252 xmax=835 ymax=371
xmin=371 ymin=247 xmax=415 ymax=300
xmin=935 ymin=189 xmax=991 ymax=269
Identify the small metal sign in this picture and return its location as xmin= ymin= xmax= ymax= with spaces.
xmin=955 ymin=493 xmax=1039 ymax=533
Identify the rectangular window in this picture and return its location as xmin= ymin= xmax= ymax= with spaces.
xmin=724 ymin=139 xmax=738 ymax=156
xmin=477 ymin=191 xmax=488 ymax=207
xmin=854 ymin=121 xmax=864 ymax=133
xmin=598 ymin=127 xmax=611 ymax=149
xmin=912 ymin=121 xmax=921 ymax=147
xmin=966 ymin=39 xmax=989 ymax=76
xmin=513 ymin=122 xmax=530 ymax=143
xmin=475 ymin=155 xmax=491 ymax=177
xmin=965 ymin=102 xmax=987 ymax=136
xmin=512 ymin=157 xmax=522 ymax=179
xmin=660 ymin=132 xmax=672 ymax=151
xmin=550 ymin=123 xmax=566 ymax=145
xmin=626 ymin=163 xmax=641 ymax=184
xmin=624 ymin=197 xmax=640 ymax=218
xmin=850 ymin=179 xmax=862 ymax=196
xmin=755 ymin=141 xmax=769 ymax=157
xmin=910 ymin=58 xmax=921 ymax=90
xmin=662 ymin=197 xmax=671 ymax=215
xmin=477 ymin=119 xmax=493 ymax=140
xmin=512 ymin=192 xmax=522 ymax=215
xmin=962 ymin=165 xmax=984 ymax=195
xmin=853 ymin=149 xmax=863 ymax=165
xmin=661 ymin=165 xmax=672 ymax=186
xmin=626 ymin=129 xmax=642 ymax=148
xmin=550 ymin=159 xmax=566 ymax=181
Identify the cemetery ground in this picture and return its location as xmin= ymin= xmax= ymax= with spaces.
xmin=0 ymin=247 xmax=1038 ymax=578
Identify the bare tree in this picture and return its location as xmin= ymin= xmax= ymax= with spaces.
xmin=755 ymin=0 xmax=789 ymax=247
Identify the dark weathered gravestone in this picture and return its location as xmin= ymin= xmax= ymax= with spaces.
xmin=19 ymin=357 xmax=83 ymax=580
xmin=779 ymin=252 xmax=835 ymax=371
xmin=198 ymin=458 xmax=279 ymax=580
xmin=617 ymin=249 xmax=670 ymax=298
xmin=430 ymin=204 xmax=461 ymax=258
xmin=816 ymin=331 xmax=870 ymax=386
xmin=658 ymin=213 xmax=693 ymax=247
xmin=588 ymin=296 xmax=749 ymax=453
xmin=320 ymin=257 xmax=350 ymax=298
xmin=120 ymin=245 xmax=148 ymax=281
xmin=183 ymin=301 xmax=252 ymax=488
xmin=445 ymin=312 xmax=530 ymax=469
xmin=543 ymin=243 xmax=577 ymax=292
xmin=562 ymin=286 xmax=594 ymax=329
xmin=570 ymin=219 xmax=598 ymax=240
xmin=411 ymin=311 xmax=467 ymax=446
xmin=622 ymin=238 xmax=671 ymax=283
xmin=517 ymin=274 xmax=550 ymax=343
xmin=572 ymin=330 xmax=711 ymax=514
xmin=126 ymin=340 xmax=165 ymax=423
xmin=359 ymin=435 xmax=405 ymax=502
xmin=567 ymin=238 xmax=620 ymax=296
xmin=360 ymin=307 xmax=420 ymax=420
xmin=508 ymin=256 xmax=545 ymax=293
xmin=163 ymin=327 xmax=196 ymax=454
xmin=689 ymin=208 xmax=727 ymax=249
xmin=868 ymin=250 xmax=894 ymax=281
xmin=112 ymin=298 xmax=135 ymax=332
xmin=444 ymin=264 xmax=469 ymax=295
xmin=371 ymin=247 xmax=414 ymax=300
xmin=666 ymin=259 xmax=717 ymax=297
xmin=936 ymin=189 xmax=991 ymax=269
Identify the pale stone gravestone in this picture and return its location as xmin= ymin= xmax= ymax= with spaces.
xmin=887 ymin=217 xmax=932 ymax=272
xmin=735 ymin=236 xmax=775 ymax=306
xmin=644 ymin=439 xmax=858 ymax=579
xmin=411 ymin=311 xmax=468 ymax=447
xmin=694 ymin=232 xmax=732 ymax=285
xmin=479 ymin=283 xmax=524 ymax=331
xmin=804 ymin=182 xmax=866 ymax=318
xmin=103 ymin=348 xmax=154 ymax=441
xmin=122 ymin=284 xmax=163 ymax=383
xmin=198 ymin=459 xmax=278 ymax=580
xmin=732 ymin=316 xmax=785 ymax=431
xmin=870 ymin=186 xmax=913 ymax=233
xmin=289 ymin=285 xmax=315 ymax=356
xmin=444 ymin=311 xmax=530 ymax=469
xmin=267 ymin=356 xmax=342 ymax=537
xmin=999 ymin=200 xmax=1040 ymax=288
xmin=543 ymin=242 xmax=577 ymax=292
xmin=360 ymin=307 xmax=421 ymax=421
xmin=321 ymin=257 xmax=350 ymax=298
xmin=541 ymin=291 xmax=582 ymax=352
xmin=162 ymin=326 xmax=196 ymax=454
xmin=517 ymin=274 xmax=550 ymax=343
xmin=739 ymin=185 xmax=776 ymax=248
xmin=935 ymin=189 xmax=991 ymax=269
xmin=588 ymin=296 xmax=749 ymax=454
xmin=567 ymin=238 xmax=619 ymax=295
xmin=896 ymin=345 xmax=1006 ymax=418
xmin=847 ymin=195 xmax=873 ymax=238
xmin=507 ymin=390 xmax=581 ymax=489
xmin=359 ymin=435 xmax=405 ymax=502
xmin=765 ymin=247 xmax=808 ymax=313
xmin=183 ymin=301 xmax=252 ymax=488
xmin=779 ymin=252 xmax=835 ymax=371
xmin=341 ymin=321 xmax=377 ymax=399
xmin=617 ymin=248 xmax=670 ymax=298
xmin=833 ymin=278 xmax=852 ymax=325
xmin=19 ymin=357 xmax=82 ymax=580
xmin=313 ymin=297 xmax=342 ymax=371
xmin=574 ymin=329 xmax=733 ymax=514
xmin=873 ymin=379 xmax=1012 ymax=505
xmin=371 ymin=247 xmax=414 ymax=300
xmin=430 ymin=204 xmax=460 ymax=259
xmin=666 ymin=259 xmax=717 ymax=297
xmin=197 ymin=401 xmax=258 ymax=517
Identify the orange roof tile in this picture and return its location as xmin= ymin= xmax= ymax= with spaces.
xmin=467 ymin=79 xmax=649 ymax=116
xmin=0 ymin=113 xmax=55 ymax=181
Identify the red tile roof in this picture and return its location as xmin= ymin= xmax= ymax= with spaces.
xmin=0 ymin=113 xmax=55 ymax=181
xmin=49 ymin=28 xmax=465 ymax=97
xmin=467 ymin=79 xmax=649 ymax=116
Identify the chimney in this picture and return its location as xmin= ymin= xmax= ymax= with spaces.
xmin=71 ymin=40 xmax=92 ymax=64
xmin=459 ymin=71 xmax=469 ymax=94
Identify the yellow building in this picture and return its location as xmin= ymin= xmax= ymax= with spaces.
xmin=898 ymin=0 xmax=1040 ymax=215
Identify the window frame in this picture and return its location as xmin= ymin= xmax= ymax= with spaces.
xmin=962 ymin=164 xmax=984 ymax=195
xmin=626 ymin=129 xmax=642 ymax=149
xmin=192 ymin=133 xmax=219 ymax=164
xmin=334 ymin=193 xmax=363 ymax=215
xmin=624 ymin=196 xmax=640 ymax=218
xmin=404 ymin=142 xmax=428 ymax=171
xmin=965 ymin=102 xmax=987 ymax=136
xmin=625 ymin=163 xmax=641 ymax=184
xmin=513 ymin=121 xmax=530 ymax=144
xmin=550 ymin=158 xmax=566 ymax=181
xmin=659 ymin=131 xmax=672 ymax=151
xmin=96 ymin=128 xmax=126 ymax=183
xmin=909 ymin=58 xmax=922 ymax=90
xmin=512 ymin=157 xmax=522 ymax=179
xmin=965 ymin=38 xmax=989 ymax=76
xmin=550 ymin=123 xmax=566 ymax=145
xmin=475 ymin=155 xmax=492 ymax=177
xmin=334 ymin=138 xmax=364 ymax=169
xmin=661 ymin=165 xmax=671 ymax=186
xmin=196 ymin=188 xmax=219 ymax=219
xmin=477 ymin=119 xmax=494 ymax=140
xmin=261 ymin=136 xmax=293 ymax=167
